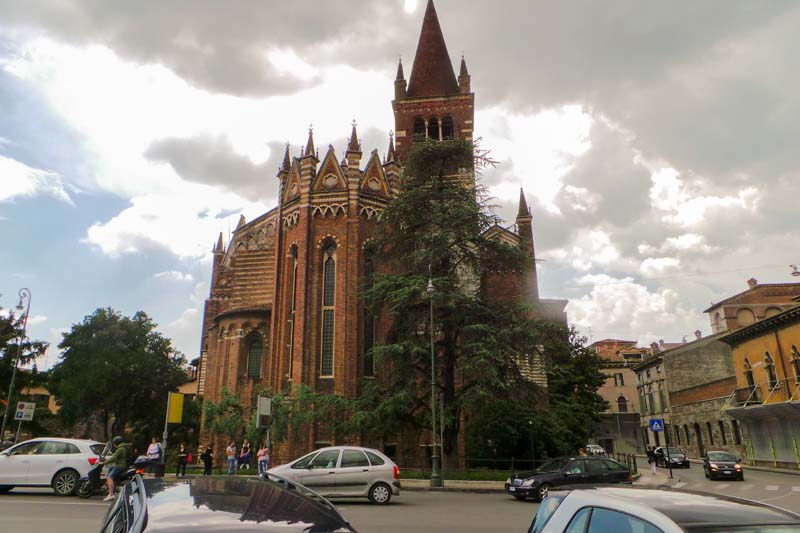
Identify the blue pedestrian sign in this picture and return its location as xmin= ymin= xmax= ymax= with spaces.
xmin=649 ymin=419 xmax=664 ymax=432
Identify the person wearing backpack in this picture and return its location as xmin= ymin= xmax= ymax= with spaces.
xmin=102 ymin=436 xmax=130 ymax=502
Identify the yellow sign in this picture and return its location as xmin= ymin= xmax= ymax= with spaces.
xmin=167 ymin=392 xmax=184 ymax=424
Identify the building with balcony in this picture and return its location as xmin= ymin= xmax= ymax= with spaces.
xmin=721 ymin=303 xmax=800 ymax=468
xmin=706 ymin=278 xmax=800 ymax=334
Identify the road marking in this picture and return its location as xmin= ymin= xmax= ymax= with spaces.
xmin=1 ymin=499 xmax=109 ymax=507
xmin=792 ymin=486 xmax=800 ymax=492
xmin=766 ymin=485 xmax=780 ymax=491
xmin=672 ymin=482 xmax=687 ymax=488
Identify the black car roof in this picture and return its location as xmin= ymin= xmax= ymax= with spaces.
xmin=556 ymin=486 xmax=800 ymax=528
xmin=141 ymin=476 xmax=354 ymax=532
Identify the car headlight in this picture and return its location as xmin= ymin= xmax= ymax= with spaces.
xmin=709 ymin=463 xmax=718 ymax=470
xmin=522 ymin=479 xmax=535 ymax=487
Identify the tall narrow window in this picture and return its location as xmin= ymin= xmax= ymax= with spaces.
xmin=413 ymin=117 xmax=426 ymax=142
xmin=286 ymin=246 xmax=298 ymax=377
xmin=617 ymin=396 xmax=628 ymax=413
xmin=744 ymin=359 xmax=755 ymax=389
xmin=614 ymin=373 xmax=624 ymax=386
xmin=765 ymin=352 xmax=778 ymax=389
xmin=684 ymin=425 xmax=691 ymax=445
xmin=706 ymin=421 xmax=715 ymax=445
xmin=719 ymin=420 xmax=728 ymax=445
xmin=427 ymin=116 xmax=440 ymax=141
xmin=247 ymin=339 xmax=263 ymax=378
xmin=441 ymin=116 xmax=454 ymax=140
xmin=320 ymin=243 xmax=336 ymax=377
xmin=792 ymin=345 xmax=800 ymax=384
xmin=675 ymin=425 xmax=681 ymax=445
xmin=732 ymin=419 xmax=742 ymax=445
xmin=363 ymin=255 xmax=375 ymax=377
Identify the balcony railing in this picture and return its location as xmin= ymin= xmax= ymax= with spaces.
xmin=723 ymin=378 xmax=800 ymax=410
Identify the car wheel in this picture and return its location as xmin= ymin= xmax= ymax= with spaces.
xmin=52 ymin=469 xmax=79 ymax=496
xmin=513 ymin=494 xmax=527 ymax=501
xmin=536 ymin=483 xmax=551 ymax=502
xmin=369 ymin=482 xmax=392 ymax=505
xmin=0 ymin=486 xmax=13 ymax=494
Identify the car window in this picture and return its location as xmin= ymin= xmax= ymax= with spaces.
xmin=308 ymin=450 xmax=340 ymax=469
xmin=565 ymin=507 xmax=591 ymax=533
xmin=340 ymin=449 xmax=370 ymax=468
xmin=602 ymin=460 xmax=628 ymax=471
xmin=537 ymin=459 xmax=568 ymax=472
xmin=291 ymin=452 xmax=318 ymax=469
xmin=364 ymin=450 xmax=385 ymax=466
xmin=39 ymin=441 xmax=70 ymax=454
xmin=566 ymin=460 xmax=587 ymax=474
xmin=65 ymin=443 xmax=81 ymax=454
xmin=708 ymin=451 xmax=736 ymax=462
xmin=586 ymin=459 xmax=603 ymax=473
xmin=587 ymin=507 xmax=663 ymax=533
xmin=7 ymin=442 xmax=41 ymax=456
xmin=529 ymin=494 xmax=565 ymax=533
xmin=90 ymin=444 xmax=105 ymax=455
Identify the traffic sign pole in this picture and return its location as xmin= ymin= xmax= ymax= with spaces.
xmin=664 ymin=421 xmax=673 ymax=480
xmin=14 ymin=419 xmax=22 ymax=445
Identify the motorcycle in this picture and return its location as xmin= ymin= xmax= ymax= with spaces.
xmin=78 ymin=441 xmax=111 ymax=498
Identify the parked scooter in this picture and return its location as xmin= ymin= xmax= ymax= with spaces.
xmin=78 ymin=441 xmax=112 ymax=498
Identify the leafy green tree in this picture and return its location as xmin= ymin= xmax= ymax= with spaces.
xmin=0 ymin=305 xmax=48 ymax=439
xmin=202 ymin=387 xmax=244 ymax=442
xmin=49 ymin=308 xmax=186 ymax=448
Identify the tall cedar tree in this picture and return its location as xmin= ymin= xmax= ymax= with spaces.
xmin=50 ymin=308 xmax=186 ymax=447
xmin=360 ymin=139 xmax=549 ymax=455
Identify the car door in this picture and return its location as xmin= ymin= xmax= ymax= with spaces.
xmin=25 ymin=441 xmax=60 ymax=485
xmin=0 ymin=441 xmax=41 ymax=485
xmin=335 ymin=449 xmax=372 ymax=496
xmin=601 ymin=459 xmax=630 ymax=483
xmin=296 ymin=449 xmax=340 ymax=496
xmin=561 ymin=459 xmax=590 ymax=486
xmin=584 ymin=459 xmax=605 ymax=483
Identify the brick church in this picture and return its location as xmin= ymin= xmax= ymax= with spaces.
xmin=198 ymin=0 xmax=566 ymax=460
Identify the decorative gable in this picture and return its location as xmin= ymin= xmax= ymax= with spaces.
xmin=359 ymin=150 xmax=390 ymax=197
xmin=311 ymin=145 xmax=347 ymax=192
xmin=283 ymin=159 xmax=301 ymax=203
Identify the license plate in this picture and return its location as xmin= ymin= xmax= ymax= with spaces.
xmin=509 ymin=487 xmax=516 ymax=492
xmin=723 ymin=471 xmax=732 ymax=474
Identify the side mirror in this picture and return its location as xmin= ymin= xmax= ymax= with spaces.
xmin=306 ymin=464 xmax=314 ymax=469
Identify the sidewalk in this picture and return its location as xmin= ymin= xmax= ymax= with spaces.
xmin=635 ymin=455 xmax=800 ymax=478
xmin=633 ymin=469 xmax=676 ymax=487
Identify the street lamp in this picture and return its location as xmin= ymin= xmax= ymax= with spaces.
xmin=1 ymin=288 xmax=32 ymax=443
xmin=427 ymin=276 xmax=442 ymax=488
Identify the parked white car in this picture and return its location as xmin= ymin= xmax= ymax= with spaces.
xmin=585 ymin=444 xmax=606 ymax=457
xmin=268 ymin=446 xmax=400 ymax=504
xmin=0 ymin=438 xmax=105 ymax=496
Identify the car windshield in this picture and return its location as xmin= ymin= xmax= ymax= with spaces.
xmin=529 ymin=494 xmax=565 ymax=533
xmin=662 ymin=448 xmax=683 ymax=455
xmin=537 ymin=459 xmax=568 ymax=473
xmin=708 ymin=451 xmax=737 ymax=462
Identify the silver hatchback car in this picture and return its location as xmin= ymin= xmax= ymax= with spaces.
xmin=267 ymin=446 xmax=400 ymax=504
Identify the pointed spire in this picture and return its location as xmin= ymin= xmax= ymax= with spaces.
xmin=517 ymin=188 xmax=531 ymax=218
xmin=396 ymin=57 xmax=405 ymax=81
xmin=347 ymin=120 xmax=360 ymax=152
xmin=214 ymin=232 xmax=224 ymax=252
xmin=459 ymin=55 xmax=469 ymax=77
xmin=407 ymin=0 xmax=459 ymax=98
xmin=385 ymin=131 xmax=397 ymax=163
xmin=281 ymin=142 xmax=291 ymax=171
xmin=304 ymin=125 xmax=315 ymax=157
xmin=236 ymin=214 xmax=246 ymax=230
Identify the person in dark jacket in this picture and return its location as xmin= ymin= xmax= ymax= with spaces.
xmin=176 ymin=443 xmax=188 ymax=477
xmin=201 ymin=445 xmax=213 ymax=476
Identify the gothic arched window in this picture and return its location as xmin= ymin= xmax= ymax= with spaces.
xmin=744 ymin=358 xmax=755 ymax=389
xmin=320 ymin=243 xmax=337 ymax=377
xmin=617 ymin=396 xmax=628 ymax=413
xmin=247 ymin=338 xmax=263 ymax=379
xmin=427 ymin=116 xmax=440 ymax=141
xmin=363 ymin=254 xmax=376 ymax=378
xmin=413 ymin=117 xmax=426 ymax=142
xmin=286 ymin=245 xmax=299 ymax=377
xmin=765 ymin=352 xmax=778 ymax=389
xmin=441 ymin=116 xmax=454 ymax=140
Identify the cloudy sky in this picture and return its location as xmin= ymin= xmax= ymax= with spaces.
xmin=1 ymin=0 xmax=798 ymax=366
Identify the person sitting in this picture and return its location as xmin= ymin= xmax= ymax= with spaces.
xmin=103 ymin=436 xmax=129 ymax=502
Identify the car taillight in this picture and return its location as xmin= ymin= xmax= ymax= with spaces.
xmin=88 ymin=457 xmax=98 ymax=465
xmin=393 ymin=466 xmax=400 ymax=480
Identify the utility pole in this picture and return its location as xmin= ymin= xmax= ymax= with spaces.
xmin=1 ymin=288 xmax=31 ymax=444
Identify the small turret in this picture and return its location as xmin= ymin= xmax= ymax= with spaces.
xmin=516 ymin=188 xmax=539 ymax=303
xmin=458 ymin=55 xmax=471 ymax=94
xmin=304 ymin=126 xmax=315 ymax=158
xmin=394 ymin=57 xmax=407 ymax=100
xmin=346 ymin=120 xmax=362 ymax=168
xmin=236 ymin=214 xmax=246 ymax=230
xmin=211 ymin=232 xmax=225 ymax=288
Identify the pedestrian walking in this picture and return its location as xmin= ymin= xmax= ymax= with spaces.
xmin=257 ymin=443 xmax=269 ymax=477
xmin=226 ymin=441 xmax=237 ymax=475
xmin=176 ymin=443 xmax=188 ymax=477
xmin=201 ymin=445 xmax=213 ymax=476
xmin=647 ymin=446 xmax=657 ymax=475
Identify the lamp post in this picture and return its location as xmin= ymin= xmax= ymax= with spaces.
xmin=1 ymin=288 xmax=32 ymax=443
xmin=427 ymin=277 xmax=442 ymax=488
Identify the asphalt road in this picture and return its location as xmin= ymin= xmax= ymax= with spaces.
xmin=4 ymin=467 xmax=800 ymax=533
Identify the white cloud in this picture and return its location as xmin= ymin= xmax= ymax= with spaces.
xmin=153 ymin=271 xmax=194 ymax=282
xmin=0 ymin=154 xmax=72 ymax=204
xmin=640 ymin=257 xmax=681 ymax=277
xmin=26 ymin=314 xmax=48 ymax=326
xmin=162 ymin=282 xmax=209 ymax=358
